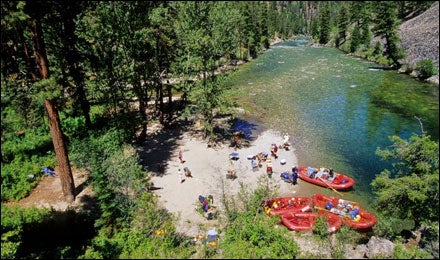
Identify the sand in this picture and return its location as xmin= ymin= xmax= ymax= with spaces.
xmin=149 ymin=128 xmax=307 ymax=236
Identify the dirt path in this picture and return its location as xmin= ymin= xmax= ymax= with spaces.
xmin=5 ymin=167 xmax=94 ymax=212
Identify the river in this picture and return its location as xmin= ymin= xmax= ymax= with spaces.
xmin=227 ymin=37 xmax=439 ymax=211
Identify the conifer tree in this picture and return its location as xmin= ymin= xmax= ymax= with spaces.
xmin=372 ymin=1 xmax=405 ymax=67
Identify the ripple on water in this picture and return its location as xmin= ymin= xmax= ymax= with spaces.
xmin=227 ymin=39 xmax=439 ymax=211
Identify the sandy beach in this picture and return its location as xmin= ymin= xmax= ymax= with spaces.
xmin=147 ymin=125 xmax=308 ymax=236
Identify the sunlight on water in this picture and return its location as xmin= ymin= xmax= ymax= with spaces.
xmin=227 ymin=39 xmax=439 ymax=207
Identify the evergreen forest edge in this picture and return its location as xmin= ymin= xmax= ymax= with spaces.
xmin=1 ymin=1 xmax=438 ymax=259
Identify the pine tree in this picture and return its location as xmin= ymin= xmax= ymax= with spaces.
xmin=350 ymin=25 xmax=361 ymax=53
xmin=25 ymin=1 xmax=76 ymax=202
xmin=318 ymin=2 xmax=331 ymax=44
xmin=372 ymin=1 xmax=406 ymax=67
xmin=335 ymin=3 xmax=349 ymax=47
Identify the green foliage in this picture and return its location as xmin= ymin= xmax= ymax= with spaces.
xmin=218 ymin=179 xmax=300 ymax=258
xmin=371 ymin=2 xmax=405 ymax=67
xmin=1 ymin=154 xmax=56 ymax=202
xmin=373 ymin=214 xmax=414 ymax=240
xmin=220 ymin=212 xmax=300 ymax=258
xmin=373 ymin=41 xmax=382 ymax=56
xmin=79 ymin=192 xmax=195 ymax=259
xmin=1 ymin=123 xmax=52 ymax=163
xmin=1 ymin=205 xmax=50 ymax=259
xmin=335 ymin=4 xmax=349 ymax=47
xmin=419 ymin=220 xmax=439 ymax=259
xmin=372 ymin=133 xmax=439 ymax=228
xmin=336 ymin=225 xmax=360 ymax=243
xmin=360 ymin=20 xmax=372 ymax=48
xmin=393 ymin=242 xmax=433 ymax=259
xmin=60 ymin=115 xmax=87 ymax=139
xmin=318 ymin=3 xmax=332 ymax=45
xmin=313 ymin=215 xmax=330 ymax=238
xmin=416 ymin=59 xmax=438 ymax=79
xmin=350 ymin=25 xmax=361 ymax=53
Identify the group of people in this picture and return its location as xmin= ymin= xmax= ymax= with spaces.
xmin=307 ymin=166 xmax=334 ymax=180
xmin=229 ymin=132 xmax=295 ymax=180
xmin=280 ymin=166 xmax=298 ymax=185
xmin=198 ymin=195 xmax=216 ymax=219
xmin=178 ymin=149 xmax=193 ymax=184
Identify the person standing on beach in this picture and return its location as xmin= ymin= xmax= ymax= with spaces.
xmin=178 ymin=149 xmax=184 ymax=163
xmin=178 ymin=169 xmax=184 ymax=183
xmin=283 ymin=133 xmax=290 ymax=150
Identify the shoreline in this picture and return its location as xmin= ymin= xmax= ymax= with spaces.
xmin=148 ymin=124 xmax=307 ymax=236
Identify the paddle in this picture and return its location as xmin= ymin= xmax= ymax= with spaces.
xmin=318 ymin=176 xmax=343 ymax=196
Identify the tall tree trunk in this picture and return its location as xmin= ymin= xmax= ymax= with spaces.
xmin=136 ymin=74 xmax=147 ymax=140
xmin=61 ymin=2 xmax=92 ymax=128
xmin=45 ymin=100 xmax=75 ymax=202
xmin=166 ymin=83 xmax=173 ymax=124
xmin=30 ymin=17 xmax=75 ymax=203
xmin=158 ymin=82 xmax=164 ymax=125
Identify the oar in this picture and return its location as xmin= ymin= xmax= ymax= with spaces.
xmin=318 ymin=176 xmax=343 ymax=196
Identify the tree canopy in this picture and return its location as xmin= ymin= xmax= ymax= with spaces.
xmin=372 ymin=132 xmax=439 ymax=228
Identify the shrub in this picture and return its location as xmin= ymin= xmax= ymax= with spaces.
xmin=1 ymin=205 xmax=50 ymax=259
xmin=313 ymin=215 xmax=329 ymax=238
xmin=393 ymin=242 xmax=433 ymax=259
xmin=220 ymin=212 xmax=300 ymax=258
xmin=416 ymin=59 xmax=438 ymax=79
xmin=1 ymin=154 xmax=56 ymax=202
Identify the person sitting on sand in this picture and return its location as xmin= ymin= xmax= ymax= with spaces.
xmin=227 ymin=167 xmax=237 ymax=179
xmin=256 ymin=152 xmax=263 ymax=167
xmin=271 ymin=144 xmax=278 ymax=159
xmin=184 ymin=167 xmax=192 ymax=177
xmin=232 ymin=132 xmax=240 ymax=150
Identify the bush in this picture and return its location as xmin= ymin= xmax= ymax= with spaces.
xmin=416 ymin=59 xmax=438 ymax=79
xmin=1 ymin=205 xmax=50 ymax=259
xmin=220 ymin=212 xmax=300 ymax=258
xmin=1 ymin=154 xmax=56 ymax=202
xmin=393 ymin=242 xmax=433 ymax=259
xmin=313 ymin=215 xmax=329 ymax=238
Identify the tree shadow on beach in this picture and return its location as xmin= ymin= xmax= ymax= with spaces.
xmin=136 ymin=119 xmax=193 ymax=177
xmin=136 ymin=114 xmax=262 ymax=177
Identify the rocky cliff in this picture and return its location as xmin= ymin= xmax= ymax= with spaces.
xmin=399 ymin=1 xmax=439 ymax=84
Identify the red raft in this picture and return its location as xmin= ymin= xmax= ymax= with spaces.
xmin=263 ymin=196 xmax=312 ymax=216
xmin=312 ymin=194 xmax=377 ymax=230
xmin=281 ymin=211 xmax=343 ymax=233
xmin=298 ymin=166 xmax=355 ymax=190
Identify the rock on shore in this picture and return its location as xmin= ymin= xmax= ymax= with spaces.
xmin=399 ymin=2 xmax=439 ymax=71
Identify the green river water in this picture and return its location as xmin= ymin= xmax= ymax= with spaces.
xmin=227 ymin=37 xmax=439 ymax=210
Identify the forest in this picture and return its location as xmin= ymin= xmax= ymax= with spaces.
xmin=1 ymin=1 xmax=438 ymax=258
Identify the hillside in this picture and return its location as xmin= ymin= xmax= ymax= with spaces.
xmin=399 ymin=1 xmax=439 ymax=83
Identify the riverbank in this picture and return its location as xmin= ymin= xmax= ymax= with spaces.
xmin=146 ymin=120 xmax=304 ymax=237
